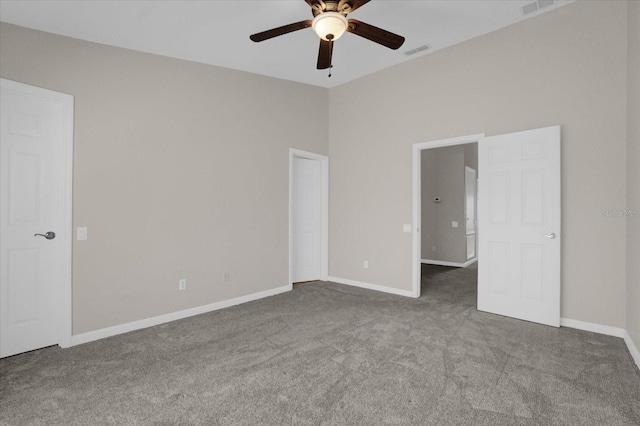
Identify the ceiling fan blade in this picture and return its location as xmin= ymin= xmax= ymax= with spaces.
xmin=346 ymin=19 xmax=405 ymax=50
xmin=250 ymin=20 xmax=313 ymax=42
xmin=340 ymin=0 xmax=371 ymax=13
xmin=317 ymin=39 xmax=333 ymax=69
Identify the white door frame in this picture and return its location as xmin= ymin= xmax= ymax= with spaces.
xmin=0 ymin=78 xmax=73 ymax=350
xmin=288 ymin=148 xmax=329 ymax=288
xmin=411 ymin=133 xmax=485 ymax=298
xmin=465 ymin=165 xmax=478 ymax=261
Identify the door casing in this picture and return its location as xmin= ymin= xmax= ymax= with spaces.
xmin=465 ymin=166 xmax=477 ymax=261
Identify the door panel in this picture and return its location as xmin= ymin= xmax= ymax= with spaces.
xmin=521 ymin=244 xmax=544 ymax=300
xmin=478 ymin=126 xmax=561 ymax=327
xmin=522 ymin=170 xmax=544 ymax=224
xmin=8 ymin=248 xmax=40 ymax=323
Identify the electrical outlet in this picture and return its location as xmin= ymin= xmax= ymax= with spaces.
xmin=364 ymin=260 xmax=369 ymax=269
xmin=223 ymin=272 xmax=230 ymax=282
xmin=179 ymin=279 xmax=187 ymax=290
xmin=432 ymin=246 xmax=436 ymax=252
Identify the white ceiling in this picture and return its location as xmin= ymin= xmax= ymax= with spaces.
xmin=0 ymin=0 xmax=573 ymax=88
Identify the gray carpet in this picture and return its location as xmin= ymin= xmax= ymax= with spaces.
xmin=1 ymin=264 xmax=639 ymax=425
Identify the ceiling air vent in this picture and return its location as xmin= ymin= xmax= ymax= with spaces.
xmin=538 ymin=0 xmax=555 ymax=9
xmin=522 ymin=0 xmax=554 ymax=15
xmin=405 ymin=44 xmax=431 ymax=56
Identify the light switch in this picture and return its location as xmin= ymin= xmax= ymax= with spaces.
xmin=403 ymin=224 xmax=412 ymax=233
xmin=77 ymin=227 xmax=87 ymax=240
xmin=452 ymin=221 xmax=459 ymax=228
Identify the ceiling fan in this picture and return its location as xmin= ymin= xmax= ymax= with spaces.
xmin=250 ymin=0 xmax=405 ymax=70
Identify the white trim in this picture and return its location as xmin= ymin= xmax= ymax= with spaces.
xmin=412 ymin=133 xmax=485 ymax=298
xmin=0 ymin=79 xmax=74 ymax=350
xmin=59 ymin=87 xmax=74 ymax=349
xmin=623 ymin=331 xmax=640 ymax=370
xmin=70 ymin=285 xmax=290 ymax=347
xmin=289 ymin=149 xmax=329 ymax=288
xmin=560 ymin=317 xmax=625 ymax=338
xmin=421 ymin=258 xmax=477 ymax=268
xmin=328 ymin=276 xmax=415 ymax=298
xmin=464 ymin=166 xmax=477 ymax=260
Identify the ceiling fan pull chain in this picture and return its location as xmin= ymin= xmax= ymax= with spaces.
xmin=328 ymin=65 xmax=333 ymax=78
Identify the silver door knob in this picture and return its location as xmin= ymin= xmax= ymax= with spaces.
xmin=34 ymin=231 xmax=56 ymax=240
xmin=544 ymin=233 xmax=556 ymax=239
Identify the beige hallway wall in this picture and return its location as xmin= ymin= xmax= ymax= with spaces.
xmin=328 ymin=1 xmax=628 ymax=327
xmin=421 ymin=145 xmax=467 ymax=264
xmin=0 ymin=23 xmax=329 ymax=334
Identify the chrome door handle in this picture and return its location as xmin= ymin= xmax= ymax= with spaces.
xmin=34 ymin=231 xmax=56 ymax=240
xmin=544 ymin=233 xmax=556 ymax=239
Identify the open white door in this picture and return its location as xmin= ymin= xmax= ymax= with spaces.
xmin=478 ymin=126 xmax=561 ymax=327
xmin=1 ymin=79 xmax=73 ymax=357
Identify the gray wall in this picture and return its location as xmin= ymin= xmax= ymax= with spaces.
xmin=0 ymin=23 xmax=329 ymax=334
xmin=627 ymin=1 xmax=640 ymax=354
xmin=421 ymin=144 xmax=476 ymax=264
xmin=328 ymin=1 xmax=629 ymax=328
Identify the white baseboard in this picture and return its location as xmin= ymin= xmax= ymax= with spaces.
xmin=547 ymin=318 xmax=640 ymax=370
xmin=624 ymin=330 xmax=640 ymax=370
xmin=560 ymin=317 xmax=625 ymax=337
xmin=327 ymin=276 xmax=416 ymax=298
xmin=421 ymin=258 xmax=477 ymax=268
xmin=67 ymin=283 xmax=640 ymax=372
xmin=70 ymin=285 xmax=291 ymax=347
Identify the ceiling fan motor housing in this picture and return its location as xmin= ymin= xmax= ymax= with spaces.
xmin=310 ymin=0 xmax=352 ymax=17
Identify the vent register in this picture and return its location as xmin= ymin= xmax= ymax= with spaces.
xmin=522 ymin=0 xmax=555 ymax=15
xmin=403 ymin=1 xmax=554 ymax=57
xmin=404 ymin=44 xmax=431 ymax=56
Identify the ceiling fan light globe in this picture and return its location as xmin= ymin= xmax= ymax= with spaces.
xmin=312 ymin=12 xmax=348 ymax=41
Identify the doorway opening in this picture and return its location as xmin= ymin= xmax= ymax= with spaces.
xmin=288 ymin=149 xmax=329 ymax=288
xmin=421 ymin=143 xmax=478 ymax=268
xmin=411 ymin=134 xmax=485 ymax=298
